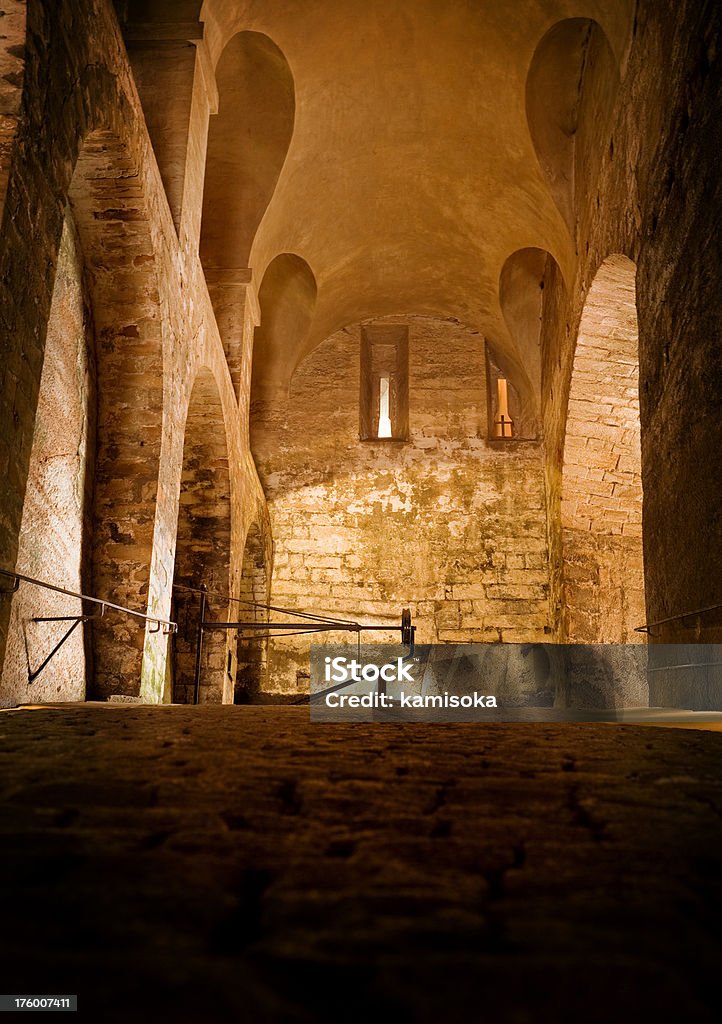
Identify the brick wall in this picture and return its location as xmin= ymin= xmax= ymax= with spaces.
xmin=0 ymin=0 xmax=270 ymax=706
xmin=540 ymin=0 xmax=722 ymax=668
xmin=252 ymin=315 xmax=551 ymax=694
xmin=561 ymin=254 xmax=644 ymax=642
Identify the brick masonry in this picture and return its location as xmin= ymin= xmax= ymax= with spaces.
xmin=252 ymin=315 xmax=551 ymax=694
xmin=0 ymin=0 xmax=270 ymax=706
xmin=0 ymin=0 xmax=720 ymax=707
xmin=538 ymin=1 xmax=722 ymax=671
xmin=561 ymin=254 xmax=644 ymax=643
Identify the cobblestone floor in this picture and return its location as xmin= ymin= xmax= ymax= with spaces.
xmin=1 ymin=705 xmax=721 ymax=1022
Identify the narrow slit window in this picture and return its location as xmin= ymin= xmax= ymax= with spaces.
xmin=360 ymin=325 xmax=409 ymax=440
xmin=378 ymin=376 xmax=392 ymax=437
xmin=485 ymin=342 xmax=520 ymax=440
xmin=494 ymin=378 xmax=514 ymax=438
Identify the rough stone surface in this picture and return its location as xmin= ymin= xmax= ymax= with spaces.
xmin=0 ymin=705 xmax=721 ymax=1022
xmin=253 ymin=316 xmax=551 ymax=694
xmin=0 ymin=0 xmax=269 ymax=705
xmin=535 ymin=0 xmax=722 ymax=711
xmin=1 ymin=0 xmax=721 ymax=710
xmin=561 ymin=255 xmax=644 ymax=643
xmin=3 ymin=211 xmax=92 ymax=706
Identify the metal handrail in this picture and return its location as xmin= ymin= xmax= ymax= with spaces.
xmin=635 ymin=603 xmax=722 ymax=635
xmin=172 ymin=580 xmax=361 ymax=627
xmin=0 ymin=567 xmax=177 ymax=634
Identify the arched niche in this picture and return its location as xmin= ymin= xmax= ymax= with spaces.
xmin=200 ymin=31 xmax=295 ymax=273
xmin=561 ymin=254 xmax=644 ymax=643
xmin=526 ymin=19 xmax=619 ymax=234
xmin=0 ymin=0 xmax=26 ymax=227
xmin=499 ymin=246 xmax=561 ymax=399
xmin=171 ymin=367 xmax=233 ymax=705
xmin=251 ymin=253 xmax=317 ymax=403
xmin=234 ymin=519 xmax=270 ymax=703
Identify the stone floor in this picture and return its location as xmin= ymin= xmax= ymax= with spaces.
xmin=1 ymin=705 xmax=721 ymax=1022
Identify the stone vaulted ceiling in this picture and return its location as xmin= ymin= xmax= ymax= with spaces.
xmin=143 ymin=0 xmax=636 ymax=398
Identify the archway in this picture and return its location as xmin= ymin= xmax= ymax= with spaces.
xmin=497 ymin=246 xmax=564 ymax=438
xmin=171 ymin=368 xmax=233 ymax=704
xmin=68 ymin=129 xmax=165 ymax=698
xmin=234 ymin=520 xmax=270 ymax=703
xmin=1 ymin=127 xmax=165 ymax=705
xmin=561 ymin=254 xmax=644 ymax=642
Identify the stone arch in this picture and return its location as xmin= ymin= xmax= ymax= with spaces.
xmin=234 ymin=518 xmax=271 ymax=703
xmin=67 ymin=128 xmax=165 ymax=698
xmin=171 ymin=366 xmax=233 ymax=705
xmin=200 ymin=31 xmax=295 ymax=273
xmin=0 ymin=0 xmax=26 ymax=227
xmin=1 ymin=124 xmax=166 ymax=704
xmin=526 ymin=19 xmax=619 ymax=234
xmin=0 ymin=5 xmax=171 ymax=684
xmin=561 ymin=254 xmax=644 ymax=642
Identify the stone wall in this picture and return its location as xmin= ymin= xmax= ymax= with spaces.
xmin=0 ymin=0 xmax=26 ymax=226
xmin=536 ymin=0 xmax=722 ymax=704
xmin=252 ymin=316 xmax=551 ymax=694
xmin=2 ymin=210 xmax=93 ymax=706
xmin=0 ymin=0 xmax=270 ymax=706
xmin=561 ymin=255 xmax=644 ymax=643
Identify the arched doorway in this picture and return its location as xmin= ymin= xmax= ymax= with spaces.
xmin=171 ymin=368 xmax=233 ymax=704
xmin=69 ymin=130 xmax=165 ymax=697
xmin=234 ymin=520 xmax=270 ymax=703
xmin=561 ymin=254 xmax=644 ymax=642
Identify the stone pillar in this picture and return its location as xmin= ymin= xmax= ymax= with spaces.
xmin=124 ymin=20 xmax=218 ymax=246
xmin=205 ymin=269 xmax=260 ymax=433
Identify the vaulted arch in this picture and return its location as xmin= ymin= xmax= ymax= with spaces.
xmin=496 ymin=246 xmax=563 ymax=436
xmin=1 ymin=125 xmax=166 ymax=705
xmin=234 ymin=518 xmax=271 ymax=703
xmin=68 ymin=129 xmax=165 ymax=697
xmin=561 ymin=254 xmax=643 ymax=642
xmin=1 ymin=208 xmax=93 ymax=707
xmin=171 ymin=366 xmax=233 ymax=704
xmin=200 ymin=31 xmax=295 ymax=273
xmin=526 ymin=19 xmax=619 ymax=234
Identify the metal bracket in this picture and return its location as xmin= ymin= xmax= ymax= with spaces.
xmin=0 ymin=575 xmax=20 ymax=595
xmin=28 ymin=608 xmax=106 ymax=684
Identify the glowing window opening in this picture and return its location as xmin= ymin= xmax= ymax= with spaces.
xmin=494 ymin=377 xmax=514 ymax=438
xmin=378 ymin=375 xmax=393 ymax=438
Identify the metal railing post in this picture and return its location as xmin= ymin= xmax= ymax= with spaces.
xmin=193 ymin=585 xmax=207 ymax=706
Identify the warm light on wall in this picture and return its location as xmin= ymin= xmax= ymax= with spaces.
xmin=494 ymin=378 xmax=514 ymax=438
